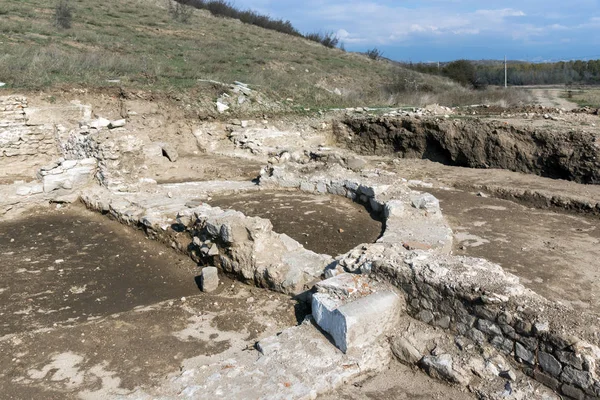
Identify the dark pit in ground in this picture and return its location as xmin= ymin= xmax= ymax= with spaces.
xmin=427 ymin=188 xmax=600 ymax=312
xmin=0 ymin=205 xmax=202 ymax=336
xmin=209 ymin=190 xmax=382 ymax=256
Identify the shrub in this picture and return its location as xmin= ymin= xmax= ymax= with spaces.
xmin=167 ymin=0 xmax=193 ymax=23
xmin=365 ymin=48 xmax=383 ymax=60
xmin=54 ymin=0 xmax=73 ymax=29
xmin=442 ymin=60 xmax=478 ymax=87
xmin=305 ymin=31 xmax=339 ymax=48
xmin=180 ymin=0 xmax=301 ymax=36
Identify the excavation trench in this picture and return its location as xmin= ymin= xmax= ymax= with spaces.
xmin=0 ymin=204 xmax=301 ymax=397
xmin=334 ymin=116 xmax=600 ymax=184
xmin=209 ymin=190 xmax=383 ymax=257
xmin=428 ymin=187 xmax=600 ymax=313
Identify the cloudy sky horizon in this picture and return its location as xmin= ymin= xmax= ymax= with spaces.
xmin=229 ymin=0 xmax=600 ymax=62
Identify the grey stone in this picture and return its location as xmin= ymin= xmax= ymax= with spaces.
xmin=497 ymin=311 xmax=513 ymax=325
xmin=561 ymin=366 xmax=591 ymax=389
xmin=477 ymin=319 xmax=503 ymax=337
xmin=556 ymin=351 xmax=584 ymax=370
xmin=457 ymin=313 xmax=476 ymax=327
xmin=316 ymin=182 xmax=327 ymax=193
xmin=534 ymin=370 xmax=560 ymax=391
xmin=519 ymin=335 xmax=538 ymax=351
xmin=420 ymin=354 xmax=469 ymax=385
xmin=515 ymin=319 xmax=533 ymax=335
xmin=538 ymin=352 xmax=562 ymax=377
xmin=515 ymin=342 xmax=535 ymax=365
xmin=346 ymin=156 xmax=367 ymax=171
xmin=108 ymin=119 xmax=126 ymax=129
xmin=207 ymin=244 xmax=219 ymax=256
xmin=390 ymin=337 xmax=422 ymax=365
xmin=562 ymin=384 xmax=585 ymax=400
xmin=410 ymin=193 xmax=440 ymax=212
xmin=491 ymin=335 xmax=514 ymax=354
xmin=299 ymin=181 xmax=316 ymax=192
xmin=467 ymin=328 xmax=487 ymax=344
xmin=89 ymin=117 xmax=111 ymax=129
xmin=312 ymin=287 xmax=401 ymax=354
xmin=474 ymin=306 xmax=497 ymax=321
xmin=201 ymin=267 xmax=219 ymax=292
xmin=417 ymin=310 xmax=434 ymax=324
xmin=216 ymin=101 xmax=229 ymax=113
xmin=435 ymin=316 xmax=451 ymax=329
xmin=534 ymin=321 xmax=550 ymax=334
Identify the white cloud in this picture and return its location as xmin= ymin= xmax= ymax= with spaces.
xmin=300 ymin=3 xmax=532 ymax=45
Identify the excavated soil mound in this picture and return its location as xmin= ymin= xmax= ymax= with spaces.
xmin=335 ymin=116 xmax=600 ymax=184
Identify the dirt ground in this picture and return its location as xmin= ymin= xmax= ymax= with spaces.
xmin=379 ymin=158 xmax=600 ymax=214
xmin=427 ymin=187 xmax=600 ymax=312
xmin=319 ymin=359 xmax=475 ymax=400
xmin=210 ymin=190 xmax=383 ymax=256
xmin=0 ymin=204 xmax=301 ymax=399
xmin=528 ymin=87 xmax=578 ymax=110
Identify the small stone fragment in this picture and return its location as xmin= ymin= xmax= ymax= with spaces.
xmin=390 ymin=336 xmax=422 ymax=365
xmin=201 ymin=267 xmax=219 ymax=293
xmin=108 ymin=119 xmax=126 ymax=129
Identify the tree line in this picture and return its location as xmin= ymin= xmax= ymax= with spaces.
xmin=404 ymin=59 xmax=600 ymax=87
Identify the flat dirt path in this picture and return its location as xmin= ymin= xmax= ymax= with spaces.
xmin=527 ymin=87 xmax=578 ymax=110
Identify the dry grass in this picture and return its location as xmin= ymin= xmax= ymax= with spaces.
xmin=565 ymin=87 xmax=600 ymax=108
xmin=0 ymin=0 xmax=529 ymax=111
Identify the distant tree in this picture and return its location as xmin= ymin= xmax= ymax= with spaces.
xmin=443 ymin=60 xmax=477 ymax=87
xmin=54 ymin=0 xmax=73 ymax=29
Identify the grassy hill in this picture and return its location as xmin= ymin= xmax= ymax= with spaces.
xmin=0 ymin=0 xmax=525 ymax=111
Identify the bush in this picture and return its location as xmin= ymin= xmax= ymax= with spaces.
xmin=54 ymin=0 xmax=73 ymax=29
xmin=366 ymin=48 xmax=383 ymax=60
xmin=167 ymin=0 xmax=194 ymax=23
xmin=180 ymin=0 xmax=301 ymax=36
xmin=305 ymin=31 xmax=339 ymax=48
xmin=442 ymin=60 xmax=478 ymax=87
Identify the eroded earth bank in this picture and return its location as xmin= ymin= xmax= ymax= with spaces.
xmin=1 ymin=92 xmax=600 ymax=400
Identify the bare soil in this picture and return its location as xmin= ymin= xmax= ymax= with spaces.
xmin=0 ymin=203 xmax=300 ymax=399
xmin=427 ymin=187 xmax=600 ymax=312
xmin=319 ymin=359 xmax=475 ymax=400
xmin=209 ymin=190 xmax=383 ymax=256
xmin=336 ymin=114 xmax=600 ymax=184
xmin=0 ymin=205 xmax=201 ymax=336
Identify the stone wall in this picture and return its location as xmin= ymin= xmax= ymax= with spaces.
xmin=262 ymin=160 xmax=600 ymax=399
xmin=0 ymin=96 xmax=59 ymax=180
xmin=359 ymin=249 xmax=600 ymax=400
xmin=80 ymin=185 xmax=332 ymax=296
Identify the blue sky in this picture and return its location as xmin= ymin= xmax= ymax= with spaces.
xmin=230 ymin=0 xmax=600 ymax=62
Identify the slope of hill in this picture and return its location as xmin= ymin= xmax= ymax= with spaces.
xmin=0 ymin=0 xmax=525 ymax=111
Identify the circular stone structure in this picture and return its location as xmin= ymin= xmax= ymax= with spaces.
xmin=209 ymin=190 xmax=382 ymax=256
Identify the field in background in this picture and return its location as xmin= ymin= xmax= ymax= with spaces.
xmin=0 ymin=0 xmax=530 ymax=111
xmin=564 ymin=86 xmax=600 ymax=108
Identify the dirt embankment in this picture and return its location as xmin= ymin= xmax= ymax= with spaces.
xmin=334 ymin=117 xmax=600 ymax=184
